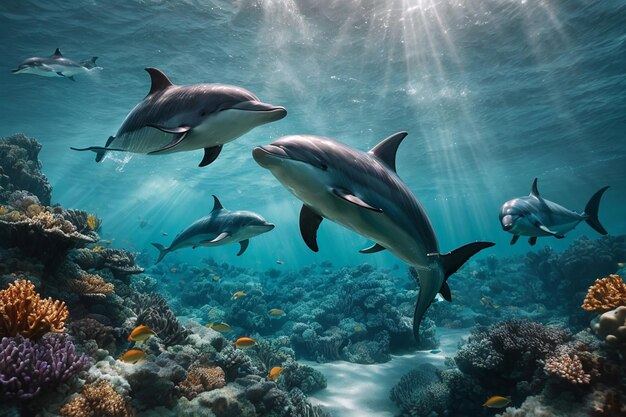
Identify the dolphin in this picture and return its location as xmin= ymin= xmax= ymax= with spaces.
xmin=151 ymin=195 xmax=275 ymax=264
xmin=71 ymin=68 xmax=287 ymax=167
xmin=252 ymin=132 xmax=494 ymax=343
xmin=12 ymin=48 xmax=101 ymax=81
xmin=499 ymin=178 xmax=609 ymax=245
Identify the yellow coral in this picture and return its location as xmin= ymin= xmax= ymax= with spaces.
xmin=68 ymin=274 xmax=114 ymax=299
xmin=59 ymin=380 xmax=134 ymax=417
xmin=0 ymin=279 xmax=69 ymax=340
xmin=582 ymin=274 xmax=626 ymax=311
xmin=0 ymin=206 xmax=8 ymax=215
xmin=177 ymin=365 xmax=226 ymax=399
xmin=86 ymin=213 xmax=101 ymax=231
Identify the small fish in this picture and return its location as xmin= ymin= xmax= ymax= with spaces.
xmin=92 ymin=245 xmax=104 ymax=252
xmin=231 ymin=291 xmax=247 ymax=300
xmin=483 ymin=396 xmax=511 ymax=408
xmin=170 ymin=268 xmax=178 ymax=273
xmin=353 ymin=325 xmax=363 ymax=332
xmin=162 ymin=231 xmax=169 ymax=236
xmin=139 ymin=219 xmax=149 ymax=229
xmin=268 ymin=308 xmax=285 ymax=316
xmin=212 ymin=274 xmax=220 ymax=281
xmin=618 ymin=262 xmax=625 ymax=269
xmin=268 ymin=366 xmax=284 ymax=381
xmin=103 ymin=239 xmax=112 ymax=245
xmin=128 ymin=325 xmax=157 ymax=345
xmin=206 ymin=322 xmax=231 ymax=332
xmin=430 ymin=349 xmax=441 ymax=354
xmin=87 ymin=213 xmax=98 ymax=231
xmin=276 ymin=260 xmax=284 ymax=265
xmin=480 ymin=296 xmax=499 ymax=309
xmin=233 ymin=337 xmax=256 ymax=349
xmin=119 ymin=349 xmax=147 ymax=364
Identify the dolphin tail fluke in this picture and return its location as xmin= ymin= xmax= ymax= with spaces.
xmin=151 ymin=243 xmax=169 ymax=264
xmin=584 ymin=186 xmax=609 ymax=235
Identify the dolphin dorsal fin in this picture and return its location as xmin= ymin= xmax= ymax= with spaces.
xmin=211 ymin=195 xmax=224 ymax=212
xmin=145 ymin=68 xmax=174 ymax=96
xmin=530 ymin=178 xmax=540 ymax=197
xmin=53 ymin=48 xmax=63 ymax=57
xmin=367 ymin=131 xmax=408 ymax=173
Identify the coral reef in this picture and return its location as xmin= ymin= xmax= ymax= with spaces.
xmin=0 ymin=134 xmax=51 ymax=206
xmin=59 ymin=380 xmax=134 ymax=417
xmin=583 ymin=274 xmax=626 ymax=311
xmin=177 ymin=365 xmax=226 ymax=399
xmin=0 ymin=333 xmax=89 ymax=400
xmin=72 ymin=248 xmax=144 ymax=282
xmin=591 ymin=306 xmax=626 ymax=345
xmin=68 ymin=273 xmax=115 ymax=299
xmin=0 ymin=278 xmax=68 ymax=340
xmin=131 ymin=293 xmax=188 ymax=346
xmin=389 ymin=363 xmax=450 ymax=417
xmin=544 ymin=346 xmax=591 ymax=384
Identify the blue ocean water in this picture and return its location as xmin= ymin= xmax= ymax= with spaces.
xmin=1 ymin=0 xmax=625 ymax=270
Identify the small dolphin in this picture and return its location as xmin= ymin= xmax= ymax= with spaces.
xmin=151 ymin=195 xmax=274 ymax=264
xmin=12 ymin=48 xmax=101 ymax=81
xmin=71 ymin=68 xmax=287 ymax=167
xmin=499 ymin=178 xmax=609 ymax=246
xmin=252 ymin=132 xmax=494 ymax=343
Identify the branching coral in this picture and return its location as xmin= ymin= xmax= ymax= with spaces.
xmin=0 ymin=278 xmax=68 ymax=340
xmin=59 ymin=380 xmax=134 ymax=417
xmin=0 ymin=333 xmax=89 ymax=400
xmin=68 ymin=273 xmax=115 ymax=299
xmin=177 ymin=365 xmax=226 ymax=399
xmin=131 ymin=293 xmax=188 ymax=346
xmin=544 ymin=347 xmax=591 ymax=384
xmin=582 ymin=274 xmax=626 ymax=311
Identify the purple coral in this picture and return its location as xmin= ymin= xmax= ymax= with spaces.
xmin=0 ymin=333 xmax=89 ymax=400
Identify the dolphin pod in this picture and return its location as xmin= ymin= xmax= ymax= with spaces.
xmin=499 ymin=178 xmax=609 ymax=246
xmin=71 ymin=67 xmax=287 ymax=167
xmin=151 ymin=195 xmax=275 ymax=264
xmin=252 ymin=132 xmax=495 ymax=343
xmin=12 ymin=48 xmax=101 ymax=81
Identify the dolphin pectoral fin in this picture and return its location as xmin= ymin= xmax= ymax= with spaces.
xmin=299 ymin=205 xmax=323 ymax=252
xmin=439 ymin=282 xmax=452 ymax=302
xmin=207 ymin=232 xmax=230 ymax=244
xmin=237 ymin=239 xmax=249 ymax=256
xmin=510 ymin=235 xmax=519 ymax=245
xmin=359 ymin=243 xmax=386 ymax=254
xmin=536 ymin=223 xmax=559 ymax=236
xmin=529 ymin=237 xmax=537 ymax=245
xmin=68 ymin=76 xmax=75 ymax=81
xmin=146 ymin=126 xmax=191 ymax=155
xmin=332 ymin=188 xmax=383 ymax=213
xmin=199 ymin=145 xmax=223 ymax=167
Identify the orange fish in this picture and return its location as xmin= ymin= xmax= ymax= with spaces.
xmin=119 ymin=349 xmax=147 ymax=364
xmin=128 ymin=325 xmax=156 ymax=345
xmin=233 ymin=337 xmax=256 ymax=349
xmin=268 ymin=366 xmax=284 ymax=381
xmin=483 ymin=396 xmax=511 ymax=408
xmin=231 ymin=291 xmax=246 ymax=300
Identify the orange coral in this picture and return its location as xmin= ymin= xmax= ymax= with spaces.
xmin=582 ymin=274 xmax=626 ymax=311
xmin=0 ymin=279 xmax=68 ymax=340
xmin=177 ymin=365 xmax=226 ymax=399
xmin=59 ymin=380 xmax=134 ymax=417
xmin=545 ymin=349 xmax=590 ymax=384
xmin=68 ymin=274 xmax=114 ymax=299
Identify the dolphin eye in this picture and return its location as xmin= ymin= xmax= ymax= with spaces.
xmin=200 ymin=111 xmax=206 ymax=117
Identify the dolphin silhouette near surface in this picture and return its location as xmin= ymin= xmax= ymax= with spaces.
xmin=252 ymin=132 xmax=494 ymax=343
xmin=12 ymin=48 xmax=101 ymax=81
xmin=72 ymin=68 xmax=287 ymax=167
xmin=151 ymin=195 xmax=275 ymax=264
xmin=499 ymin=178 xmax=609 ymax=245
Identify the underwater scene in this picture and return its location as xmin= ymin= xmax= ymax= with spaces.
xmin=1 ymin=0 xmax=626 ymax=416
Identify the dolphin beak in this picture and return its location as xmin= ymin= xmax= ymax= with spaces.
xmin=252 ymin=145 xmax=289 ymax=168
xmin=265 ymin=223 xmax=275 ymax=230
xmin=230 ymin=101 xmax=287 ymax=122
xmin=501 ymin=215 xmax=514 ymax=231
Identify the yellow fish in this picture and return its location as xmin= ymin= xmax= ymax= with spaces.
xmin=268 ymin=367 xmax=284 ymax=381
xmin=92 ymin=245 xmax=104 ymax=252
xmin=233 ymin=337 xmax=256 ymax=349
xmin=354 ymin=325 xmax=363 ymax=332
xmin=103 ymin=239 xmax=112 ymax=245
xmin=206 ymin=322 xmax=232 ymax=332
xmin=231 ymin=291 xmax=246 ymax=300
xmin=618 ymin=262 xmax=625 ymax=269
xmin=483 ymin=396 xmax=511 ymax=408
xmin=268 ymin=308 xmax=285 ymax=316
xmin=212 ymin=275 xmax=220 ymax=281
xmin=87 ymin=213 xmax=98 ymax=231
xmin=128 ymin=325 xmax=156 ymax=345
xmin=119 ymin=349 xmax=147 ymax=364
xmin=170 ymin=268 xmax=178 ymax=273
